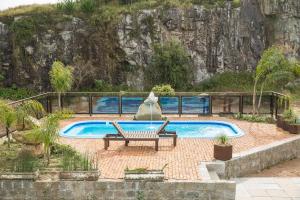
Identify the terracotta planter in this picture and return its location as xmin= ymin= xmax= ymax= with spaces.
xmin=276 ymin=115 xmax=300 ymax=134
xmin=214 ymin=144 xmax=232 ymax=161
xmin=124 ymin=170 xmax=164 ymax=181
xmin=59 ymin=170 xmax=99 ymax=181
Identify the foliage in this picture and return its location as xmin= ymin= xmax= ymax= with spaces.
xmin=9 ymin=18 xmax=35 ymax=46
xmin=253 ymin=46 xmax=300 ymax=114
xmin=30 ymin=110 xmax=72 ymax=165
xmin=79 ymin=0 xmax=96 ymax=13
xmin=234 ymin=113 xmax=275 ymax=124
xmin=49 ymin=61 xmax=73 ymax=108
xmin=151 ymin=84 xmax=175 ymax=96
xmin=12 ymin=152 xmax=38 ymax=172
xmin=0 ymin=100 xmax=17 ymax=148
xmin=147 ymin=39 xmax=192 ymax=90
xmin=19 ymin=100 xmax=45 ymax=119
xmin=57 ymin=0 xmax=77 ymax=14
xmin=282 ymin=108 xmax=297 ymax=124
xmin=216 ymin=134 xmax=229 ymax=145
xmin=61 ymin=152 xmax=98 ymax=171
xmin=49 ymin=61 xmax=73 ymax=93
xmin=125 ymin=167 xmax=148 ymax=174
xmin=232 ymin=0 xmax=241 ymax=8
xmin=0 ymin=88 xmax=36 ymax=100
xmin=195 ymin=71 xmax=254 ymax=92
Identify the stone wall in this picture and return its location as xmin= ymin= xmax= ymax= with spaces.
xmin=0 ymin=179 xmax=236 ymax=200
xmin=225 ymin=135 xmax=300 ymax=178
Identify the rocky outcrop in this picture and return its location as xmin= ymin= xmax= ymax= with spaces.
xmin=0 ymin=0 xmax=299 ymax=91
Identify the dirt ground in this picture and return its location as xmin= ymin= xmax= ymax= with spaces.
xmin=249 ymin=158 xmax=300 ymax=177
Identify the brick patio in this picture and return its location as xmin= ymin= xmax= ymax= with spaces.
xmin=59 ymin=115 xmax=295 ymax=180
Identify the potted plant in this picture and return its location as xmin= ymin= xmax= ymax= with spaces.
xmin=214 ymin=134 xmax=232 ymax=161
xmin=124 ymin=164 xmax=167 ymax=181
xmin=277 ymin=109 xmax=300 ymax=134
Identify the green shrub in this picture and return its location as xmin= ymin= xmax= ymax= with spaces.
xmin=234 ymin=113 xmax=275 ymax=123
xmin=61 ymin=151 xmax=98 ymax=171
xmin=151 ymin=84 xmax=175 ymax=96
xmin=232 ymin=0 xmax=241 ymax=8
xmin=0 ymin=88 xmax=36 ymax=100
xmin=282 ymin=108 xmax=297 ymax=123
xmin=12 ymin=152 xmax=38 ymax=172
xmin=216 ymin=134 xmax=229 ymax=145
xmin=79 ymin=0 xmax=96 ymax=13
xmin=57 ymin=0 xmax=77 ymax=14
xmin=194 ymin=71 xmax=254 ymax=92
xmin=147 ymin=39 xmax=192 ymax=90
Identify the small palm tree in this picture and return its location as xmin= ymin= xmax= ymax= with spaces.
xmin=49 ymin=61 xmax=73 ymax=109
xmin=0 ymin=101 xmax=17 ymax=148
xmin=16 ymin=100 xmax=46 ymax=130
xmin=32 ymin=110 xmax=73 ymax=165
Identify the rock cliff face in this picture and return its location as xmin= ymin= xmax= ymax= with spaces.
xmin=0 ymin=0 xmax=299 ymax=91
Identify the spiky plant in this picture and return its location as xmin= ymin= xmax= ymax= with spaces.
xmin=49 ymin=61 xmax=73 ymax=110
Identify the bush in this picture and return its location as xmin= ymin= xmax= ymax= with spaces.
xmin=216 ymin=134 xmax=229 ymax=145
xmin=0 ymin=88 xmax=36 ymax=100
xmin=194 ymin=71 xmax=254 ymax=92
xmin=147 ymin=39 xmax=192 ymax=90
xmin=57 ymin=0 xmax=77 ymax=14
xmin=282 ymin=108 xmax=297 ymax=123
xmin=234 ymin=113 xmax=275 ymax=123
xmin=151 ymin=84 xmax=175 ymax=96
xmin=79 ymin=0 xmax=95 ymax=13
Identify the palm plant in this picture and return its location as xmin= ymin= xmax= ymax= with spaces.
xmin=216 ymin=134 xmax=229 ymax=145
xmin=0 ymin=100 xmax=17 ymax=148
xmin=31 ymin=110 xmax=73 ymax=165
xmin=49 ymin=61 xmax=73 ymax=110
xmin=16 ymin=100 xmax=45 ymax=130
xmin=252 ymin=46 xmax=300 ymax=114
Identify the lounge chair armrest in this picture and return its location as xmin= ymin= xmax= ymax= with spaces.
xmin=104 ymin=134 xmax=121 ymax=138
xmin=161 ymin=131 xmax=176 ymax=135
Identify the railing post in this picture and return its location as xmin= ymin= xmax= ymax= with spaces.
xmin=275 ymin=94 xmax=278 ymax=119
xmin=89 ymin=94 xmax=92 ymax=116
xmin=119 ymin=92 xmax=122 ymax=117
xmin=179 ymin=95 xmax=182 ymax=117
xmin=46 ymin=94 xmax=50 ymax=113
xmin=270 ymin=92 xmax=274 ymax=117
xmin=239 ymin=95 xmax=243 ymax=114
xmin=209 ymin=96 xmax=213 ymax=115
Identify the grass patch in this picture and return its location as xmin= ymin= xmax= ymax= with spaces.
xmin=194 ymin=71 xmax=255 ymax=92
xmin=0 ymin=87 xmax=36 ymax=100
xmin=233 ymin=113 xmax=275 ymax=123
xmin=0 ymin=142 xmax=97 ymax=172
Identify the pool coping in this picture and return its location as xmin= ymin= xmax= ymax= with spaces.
xmin=59 ymin=120 xmax=245 ymax=139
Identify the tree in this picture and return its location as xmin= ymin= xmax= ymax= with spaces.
xmin=147 ymin=39 xmax=192 ymax=90
xmin=49 ymin=61 xmax=73 ymax=109
xmin=31 ymin=110 xmax=72 ymax=165
xmin=16 ymin=100 xmax=46 ymax=130
xmin=253 ymin=46 xmax=300 ymax=114
xmin=0 ymin=101 xmax=17 ymax=148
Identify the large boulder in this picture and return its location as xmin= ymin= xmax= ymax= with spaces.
xmin=135 ymin=92 xmax=162 ymax=120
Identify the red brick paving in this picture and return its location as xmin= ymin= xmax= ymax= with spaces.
xmin=59 ymin=115 xmax=294 ymax=180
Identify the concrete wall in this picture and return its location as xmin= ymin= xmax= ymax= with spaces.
xmin=225 ymin=135 xmax=300 ymax=178
xmin=0 ymin=179 xmax=235 ymax=200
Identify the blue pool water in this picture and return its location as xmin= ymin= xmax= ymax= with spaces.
xmin=60 ymin=121 xmax=244 ymax=139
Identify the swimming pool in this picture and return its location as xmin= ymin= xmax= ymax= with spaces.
xmin=60 ymin=121 xmax=244 ymax=139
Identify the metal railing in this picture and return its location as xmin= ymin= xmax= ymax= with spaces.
xmin=8 ymin=91 xmax=289 ymax=117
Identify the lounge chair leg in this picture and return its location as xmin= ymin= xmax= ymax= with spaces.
xmin=125 ymin=140 xmax=129 ymax=146
xmin=173 ymin=135 xmax=177 ymax=146
xmin=104 ymin=139 xmax=109 ymax=150
xmin=155 ymin=140 xmax=158 ymax=151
